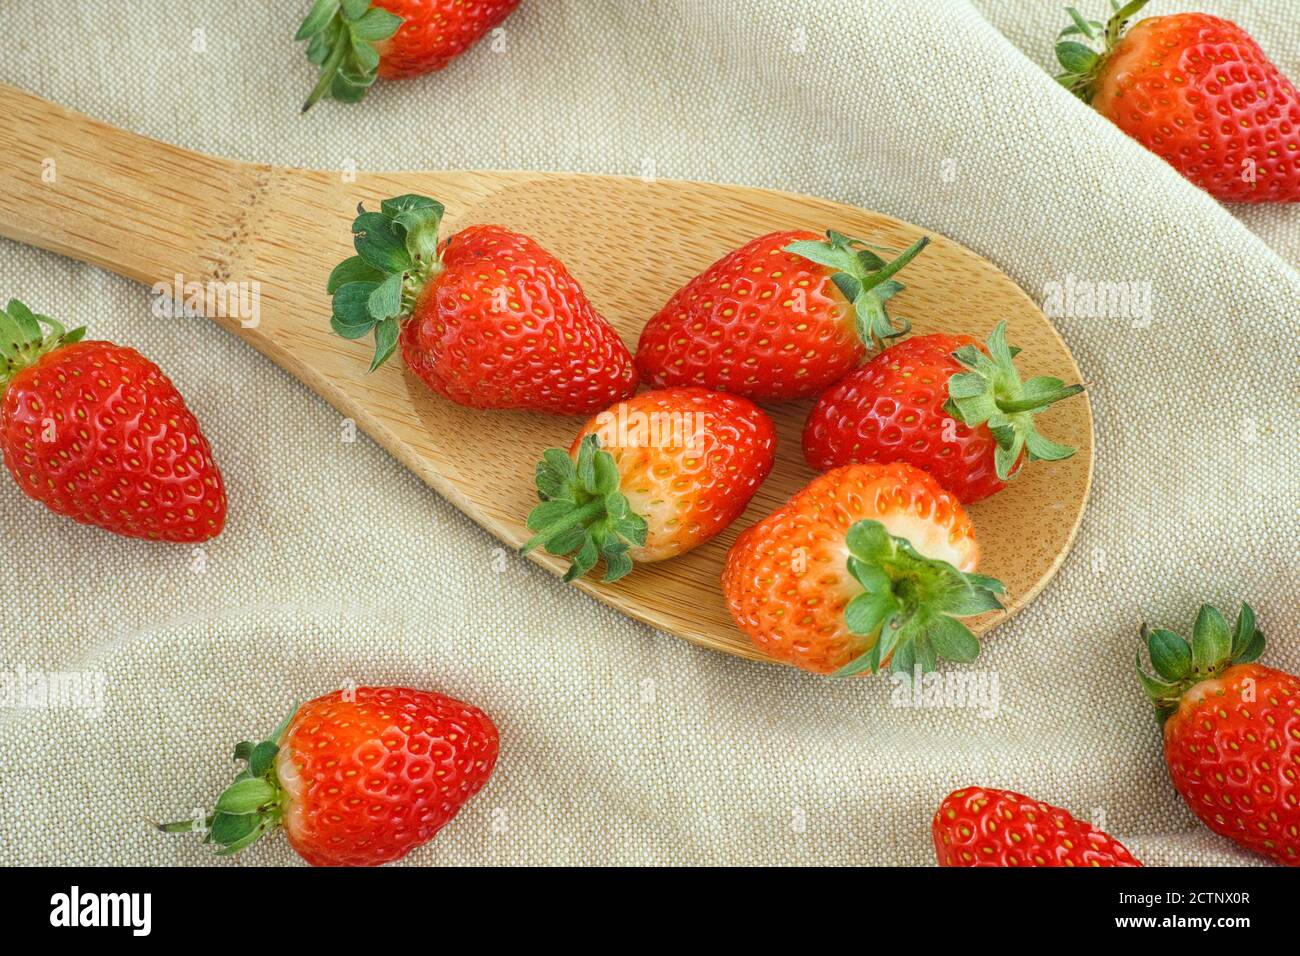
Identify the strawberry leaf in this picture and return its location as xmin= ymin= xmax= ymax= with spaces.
xmin=247 ymin=740 xmax=279 ymax=778
xmin=844 ymin=590 xmax=899 ymax=636
xmin=332 ymin=281 xmax=379 ymax=330
xmin=1145 ymin=627 xmax=1191 ymax=681
xmin=1136 ymin=602 xmax=1265 ymax=725
xmin=522 ymin=434 xmax=647 ymax=583
xmin=296 ymin=0 xmax=404 ymax=111
xmin=215 ymin=778 xmax=276 ymax=815
xmin=786 ymin=231 xmax=929 ymax=352
xmin=369 ymin=316 xmax=400 ymax=371
xmin=945 ymin=321 xmax=1083 ymax=482
xmin=0 ymin=299 xmax=84 ymax=392
xmin=207 ymin=811 xmax=259 ymax=846
xmin=353 ymin=212 xmax=412 ymax=273
xmin=368 ymin=273 xmax=404 ymax=321
xmin=926 ymin=616 xmax=980 ymax=663
xmin=327 ymin=196 xmax=446 ymax=372
xmin=352 ymin=7 xmax=403 ymax=40
xmin=1191 ymin=604 xmax=1232 ymax=674
xmin=295 ymin=0 xmax=339 ymax=41
xmin=331 ymin=314 xmax=376 ymax=339
xmin=1230 ymin=603 xmax=1255 ymax=658
xmin=1236 ymin=625 xmax=1265 ymax=664
xmin=831 ymin=519 xmax=1004 ymax=677
xmin=1056 ymin=41 xmax=1099 ymax=74
xmin=327 ymin=255 xmax=384 ymax=293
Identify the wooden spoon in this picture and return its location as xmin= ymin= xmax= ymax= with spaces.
xmin=0 ymin=84 xmax=1093 ymax=666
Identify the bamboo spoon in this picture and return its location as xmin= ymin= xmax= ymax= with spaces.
xmin=0 ymin=83 xmax=1093 ymax=666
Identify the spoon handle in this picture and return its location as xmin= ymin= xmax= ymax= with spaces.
xmin=0 ymin=82 xmax=263 ymax=287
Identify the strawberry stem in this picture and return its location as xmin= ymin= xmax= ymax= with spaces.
xmin=994 ymin=385 xmax=1083 ymax=414
xmin=833 ymin=520 xmax=1005 ymax=678
xmin=0 ymin=299 xmax=85 ymax=394
xmin=943 ymin=322 xmax=1083 ymax=482
xmin=785 ymin=231 xmax=930 ymax=351
xmin=157 ymin=706 xmax=297 ymax=857
xmin=301 ymin=40 xmax=349 ymax=113
xmin=521 ymin=435 xmax=648 ymax=583
xmin=295 ymin=0 xmax=404 ymax=111
xmin=327 ymin=195 xmax=446 ymax=372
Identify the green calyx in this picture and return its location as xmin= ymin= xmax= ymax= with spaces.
xmin=943 ymin=321 xmax=1083 ymax=482
xmin=1054 ymin=0 xmax=1150 ymax=103
xmin=832 ymin=520 xmax=1006 ymax=678
xmin=328 ymin=194 xmax=445 ymax=371
xmin=156 ymin=707 xmax=297 ymax=856
xmin=785 ymin=230 xmax=929 ymax=351
xmin=296 ymin=0 xmax=404 ymax=111
xmin=521 ymin=434 xmax=648 ymax=583
xmin=1137 ymin=603 xmax=1264 ymax=724
xmin=0 ymin=298 xmax=84 ymax=393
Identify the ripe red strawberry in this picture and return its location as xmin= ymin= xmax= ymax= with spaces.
xmin=523 ymin=387 xmax=776 ymax=580
xmin=635 ymin=230 xmax=929 ymax=402
xmin=0 ymin=300 xmax=226 ymax=542
xmin=296 ymin=0 xmax=522 ymax=110
xmin=933 ymin=786 xmax=1142 ymax=867
xmin=803 ymin=323 xmax=1083 ymax=503
xmin=160 ymin=686 xmax=499 ymax=866
xmin=1056 ymin=1 xmax=1300 ymax=202
xmin=1138 ymin=603 xmax=1300 ymax=866
xmin=329 ymin=194 xmax=637 ymax=415
xmin=722 ymin=462 xmax=1003 ymax=675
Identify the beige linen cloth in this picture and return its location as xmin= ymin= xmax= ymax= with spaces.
xmin=1 ymin=0 xmax=1296 ymax=866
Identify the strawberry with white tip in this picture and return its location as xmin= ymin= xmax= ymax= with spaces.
xmin=523 ymin=387 xmax=776 ymax=581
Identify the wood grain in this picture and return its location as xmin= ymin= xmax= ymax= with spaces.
xmin=0 ymin=83 xmax=1093 ymax=666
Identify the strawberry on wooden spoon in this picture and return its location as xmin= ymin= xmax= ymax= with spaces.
xmin=635 ymin=230 xmax=929 ymax=402
xmin=0 ymin=299 xmax=226 ymax=542
xmin=1055 ymin=0 xmax=1300 ymax=202
xmin=723 ymin=462 xmax=1004 ymax=676
xmin=328 ymin=194 xmax=638 ymax=415
xmin=523 ymin=387 xmax=776 ymax=581
xmin=803 ymin=323 xmax=1083 ymax=503
xmin=296 ymin=0 xmax=522 ymax=111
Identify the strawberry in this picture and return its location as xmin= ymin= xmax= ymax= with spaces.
xmin=160 ymin=686 xmax=499 ymax=866
xmin=933 ymin=786 xmax=1142 ymax=866
xmin=296 ymin=0 xmax=521 ymax=110
xmin=328 ymin=194 xmax=638 ymax=415
xmin=634 ymin=230 xmax=929 ymax=402
xmin=1137 ymin=603 xmax=1300 ymax=866
xmin=523 ymin=387 xmax=776 ymax=581
xmin=0 ymin=300 xmax=226 ymax=543
xmin=802 ymin=323 xmax=1083 ymax=503
xmin=722 ymin=462 xmax=1003 ymax=675
xmin=1055 ymin=1 xmax=1300 ymax=202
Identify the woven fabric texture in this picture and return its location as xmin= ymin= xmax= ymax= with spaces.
xmin=0 ymin=0 xmax=1296 ymax=865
